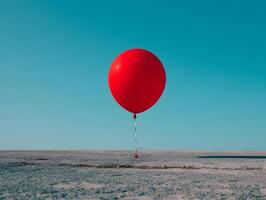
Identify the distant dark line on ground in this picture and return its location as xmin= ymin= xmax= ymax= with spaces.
xmin=58 ymin=163 xmax=263 ymax=170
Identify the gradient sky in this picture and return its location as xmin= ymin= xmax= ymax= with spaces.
xmin=1 ymin=0 xmax=266 ymax=150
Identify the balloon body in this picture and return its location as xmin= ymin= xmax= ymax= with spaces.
xmin=108 ymin=49 xmax=166 ymax=114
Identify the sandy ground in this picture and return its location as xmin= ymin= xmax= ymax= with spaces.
xmin=1 ymin=151 xmax=266 ymax=199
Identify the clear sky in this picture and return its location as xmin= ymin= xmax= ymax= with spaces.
xmin=1 ymin=0 xmax=265 ymax=150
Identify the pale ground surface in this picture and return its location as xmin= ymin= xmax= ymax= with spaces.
xmin=1 ymin=151 xmax=266 ymax=199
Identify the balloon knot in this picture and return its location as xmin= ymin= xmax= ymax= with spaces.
xmin=133 ymin=113 xmax=137 ymax=119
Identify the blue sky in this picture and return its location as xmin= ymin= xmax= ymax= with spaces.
xmin=0 ymin=0 xmax=265 ymax=150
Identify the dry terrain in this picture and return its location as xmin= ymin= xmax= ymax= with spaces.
xmin=1 ymin=151 xmax=266 ymax=199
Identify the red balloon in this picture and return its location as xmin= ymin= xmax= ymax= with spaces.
xmin=108 ymin=49 xmax=166 ymax=114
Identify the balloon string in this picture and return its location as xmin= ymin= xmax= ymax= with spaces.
xmin=134 ymin=118 xmax=137 ymax=149
xmin=133 ymin=114 xmax=138 ymax=158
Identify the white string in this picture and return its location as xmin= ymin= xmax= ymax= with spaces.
xmin=134 ymin=118 xmax=138 ymax=152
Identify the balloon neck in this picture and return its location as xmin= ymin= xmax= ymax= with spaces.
xmin=133 ymin=113 xmax=137 ymax=119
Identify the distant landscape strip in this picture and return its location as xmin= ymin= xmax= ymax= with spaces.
xmin=197 ymin=156 xmax=266 ymax=159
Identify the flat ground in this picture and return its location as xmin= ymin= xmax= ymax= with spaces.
xmin=1 ymin=151 xmax=266 ymax=199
